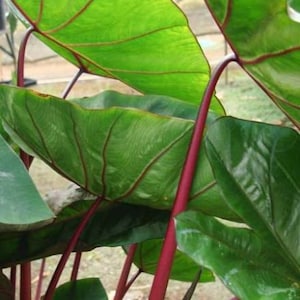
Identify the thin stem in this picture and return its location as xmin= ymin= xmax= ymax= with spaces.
xmin=149 ymin=53 xmax=238 ymax=300
xmin=20 ymin=263 xmax=31 ymax=300
xmin=114 ymin=244 xmax=138 ymax=300
xmin=43 ymin=195 xmax=104 ymax=300
xmin=10 ymin=266 xmax=16 ymax=300
xmin=34 ymin=259 xmax=46 ymax=300
xmin=70 ymin=252 xmax=82 ymax=281
xmin=17 ymin=26 xmax=34 ymax=87
xmin=124 ymin=269 xmax=142 ymax=293
xmin=182 ymin=268 xmax=202 ymax=300
xmin=61 ymin=68 xmax=84 ymax=99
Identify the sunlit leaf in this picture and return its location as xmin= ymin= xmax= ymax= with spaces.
xmin=205 ymin=0 xmax=300 ymax=127
xmin=8 ymin=0 xmax=223 ymax=111
xmin=0 ymin=134 xmax=53 ymax=229
xmin=53 ymin=278 xmax=107 ymax=300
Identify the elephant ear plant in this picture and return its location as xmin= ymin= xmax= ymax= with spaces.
xmin=0 ymin=0 xmax=299 ymax=299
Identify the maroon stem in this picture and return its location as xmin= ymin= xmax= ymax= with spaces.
xmin=114 ymin=244 xmax=138 ymax=300
xmin=17 ymin=26 xmax=34 ymax=87
xmin=10 ymin=266 xmax=16 ymax=300
xmin=149 ymin=54 xmax=238 ymax=300
xmin=43 ymin=195 xmax=104 ymax=300
xmin=34 ymin=259 xmax=46 ymax=300
xmin=20 ymin=263 xmax=31 ymax=300
xmin=70 ymin=252 xmax=82 ymax=281
xmin=61 ymin=68 xmax=84 ymax=99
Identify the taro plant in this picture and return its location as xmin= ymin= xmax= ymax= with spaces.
xmin=0 ymin=0 xmax=299 ymax=299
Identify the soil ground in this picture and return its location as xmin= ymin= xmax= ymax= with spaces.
xmin=0 ymin=0 xmax=287 ymax=299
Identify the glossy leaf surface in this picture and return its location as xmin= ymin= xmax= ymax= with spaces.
xmin=8 ymin=0 xmax=222 ymax=108
xmin=0 ymin=86 xmax=236 ymax=220
xmin=176 ymin=117 xmax=300 ymax=298
xmin=0 ymin=134 xmax=53 ymax=229
xmin=0 ymin=201 xmax=169 ymax=268
xmin=176 ymin=211 xmax=300 ymax=300
xmin=53 ymin=278 xmax=107 ymax=300
xmin=205 ymin=0 xmax=300 ymax=127
xmin=205 ymin=117 xmax=300 ymax=270
xmin=126 ymin=239 xmax=214 ymax=283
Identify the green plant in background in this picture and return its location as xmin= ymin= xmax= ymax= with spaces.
xmin=0 ymin=0 xmax=299 ymax=299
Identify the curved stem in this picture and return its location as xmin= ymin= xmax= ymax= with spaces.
xmin=17 ymin=26 xmax=34 ymax=87
xmin=149 ymin=54 xmax=238 ymax=300
xmin=114 ymin=244 xmax=138 ymax=300
xmin=182 ymin=268 xmax=202 ymax=300
xmin=43 ymin=195 xmax=104 ymax=300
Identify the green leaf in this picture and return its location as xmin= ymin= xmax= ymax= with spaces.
xmin=9 ymin=0 xmax=223 ymax=111
xmin=205 ymin=0 xmax=300 ymax=127
xmin=0 ymin=201 xmax=169 ymax=267
xmin=125 ymin=239 xmax=215 ymax=283
xmin=53 ymin=278 xmax=108 ymax=300
xmin=205 ymin=117 xmax=300 ymax=272
xmin=0 ymin=134 xmax=53 ymax=229
xmin=176 ymin=211 xmax=300 ymax=300
xmin=0 ymin=86 xmax=236 ymax=220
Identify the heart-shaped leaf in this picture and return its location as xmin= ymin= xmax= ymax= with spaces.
xmin=0 ymin=134 xmax=53 ymax=229
xmin=0 ymin=86 xmax=236 ymax=220
xmin=205 ymin=0 xmax=300 ymax=128
xmin=8 ymin=0 xmax=223 ymax=111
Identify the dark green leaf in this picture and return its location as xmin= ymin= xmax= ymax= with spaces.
xmin=205 ymin=117 xmax=300 ymax=271
xmin=0 ymin=271 xmax=14 ymax=300
xmin=176 ymin=211 xmax=300 ymax=300
xmin=53 ymin=278 xmax=107 ymax=300
xmin=0 ymin=201 xmax=169 ymax=267
xmin=0 ymin=134 xmax=53 ymax=229
xmin=205 ymin=0 xmax=300 ymax=127
xmin=125 ymin=239 xmax=214 ymax=283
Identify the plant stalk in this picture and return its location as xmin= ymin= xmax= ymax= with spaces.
xmin=114 ymin=244 xmax=138 ymax=300
xmin=20 ymin=263 xmax=31 ymax=300
xmin=70 ymin=252 xmax=82 ymax=281
xmin=34 ymin=259 xmax=46 ymax=300
xmin=61 ymin=68 xmax=84 ymax=99
xmin=43 ymin=195 xmax=104 ymax=300
xmin=149 ymin=53 xmax=238 ymax=300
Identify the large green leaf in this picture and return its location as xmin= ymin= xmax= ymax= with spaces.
xmin=8 ymin=0 xmax=223 ymax=111
xmin=205 ymin=117 xmax=300 ymax=271
xmin=205 ymin=0 xmax=300 ymax=127
xmin=0 ymin=86 xmax=237 ymax=220
xmin=53 ymin=278 xmax=107 ymax=300
xmin=176 ymin=211 xmax=300 ymax=300
xmin=0 ymin=134 xmax=53 ymax=229
xmin=125 ymin=238 xmax=215 ymax=283
xmin=0 ymin=201 xmax=170 ymax=268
